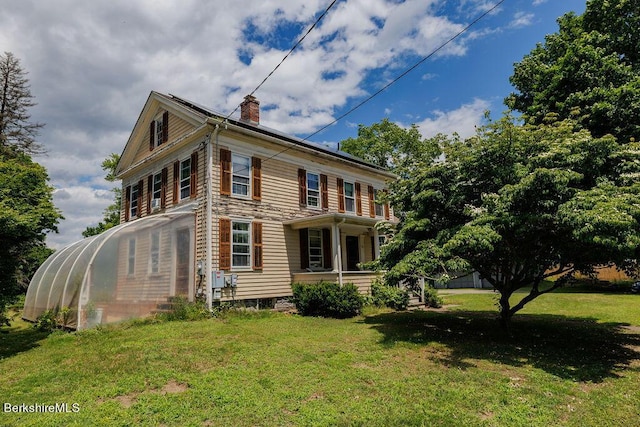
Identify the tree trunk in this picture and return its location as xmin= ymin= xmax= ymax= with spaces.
xmin=498 ymin=291 xmax=513 ymax=333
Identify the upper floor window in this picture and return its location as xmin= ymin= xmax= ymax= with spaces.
xmin=374 ymin=189 xmax=384 ymax=217
xmin=150 ymin=111 xmax=168 ymax=150
xmin=130 ymin=182 xmax=139 ymax=218
xmin=307 ymin=172 xmax=320 ymax=208
xmin=232 ymin=154 xmax=251 ymax=197
xmin=180 ymin=157 xmax=191 ymax=200
xmin=344 ymin=181 xmax=355 ymax=213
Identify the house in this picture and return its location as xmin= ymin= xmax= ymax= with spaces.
xmin=114 ymin=91 xmax=397 ymax=311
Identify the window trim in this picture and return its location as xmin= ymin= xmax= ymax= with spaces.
xmin=179 ymin=157 xmax=191 ymax=201
xmin=231 ymin=220 xmax=252 ymax=269
xmin=149 ymin=231 xmax=161 ymax=275
xmin=231 ymin=153 xmax=251 ymax=198
xmin=308 ymin=228 xmax=323 ymax=268
xmin=127 ymin=238 xmax=136 ymax=276
xmin=306 ymin=172 xmax=321 ymax=209
xmin=343 ymin=180 xmax=356 ymax=213
xmin=130 ymin=182 xmax=139 ymax=219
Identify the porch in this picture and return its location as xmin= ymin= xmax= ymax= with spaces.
xmin=284 ymin=213 xmax=391 ymax=294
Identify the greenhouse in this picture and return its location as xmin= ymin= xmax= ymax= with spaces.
xmin=23 ymin=212 xmax=195 ymax=330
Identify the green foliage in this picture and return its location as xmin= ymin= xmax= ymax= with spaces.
xmin=0 ymin=152 xmax=62 ymax=326
xmin=379 ymin=114 xmax=640 ymax=327
xmin=370 ymin=279 xmax=409 ymax=310
xmin=508 ymin=1 xmax=640 ymax=143
xmin=423 ymin=286 xmax=443 ymax=308
xmin=83 ymin=153 xmax=121 ymax=237
xmin=33 ymin=309 xmax=58 ymax=332
xmin=339 ymin=118 xmax=440 ymax=170
xmin=155 ymin=296 xmax=210 ymax=322
xmin=291 ymin=281 xmax=364 ymax=318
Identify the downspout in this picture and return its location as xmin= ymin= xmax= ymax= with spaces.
xmin=205 ymin=121 xmax=220 ymax=312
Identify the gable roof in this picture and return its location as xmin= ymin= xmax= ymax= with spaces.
xmin=116 ymin=91 xmax=396 ymax=179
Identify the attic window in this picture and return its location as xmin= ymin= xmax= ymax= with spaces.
xmin=150 ymin=111 xmax=169 ymax=150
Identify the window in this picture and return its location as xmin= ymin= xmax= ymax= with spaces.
xmin=307 ymin=172 xmax=320 ymax=208
xmin=130 ymin=183 xmax=139 ymax=218
xmin=152 ymin=172 xmax=162 ymax=201
xmin=180 ymin=157 xmax=191 ymax=200
xmin=344 ymin=181 xmax=355 ymax=212
xmin=149 ymin=232 xmax=160 ymax=274
xmin=155 ymin=118 xmax=163 ymax=146
xmin=127 ymin=238 xmax=136 ymax=275
xmin=308 ymin=229 xmax=323 ymax=268
xmin=232 ymin=221 xmax=251 ymax=268
xmin=150 ymin=111 xmax=168 ymax=149
xmin=374 ymin=189 xmax=384 ymax=217
xmin=232 ymin=154 xmax=251 ymax=197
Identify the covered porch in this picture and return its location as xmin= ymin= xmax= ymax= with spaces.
xmin=284 ymin=213 xmax=390 ymax=294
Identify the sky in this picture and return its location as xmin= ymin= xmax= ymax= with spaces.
xmin=1 ymin=0 xmax=586 ymax=249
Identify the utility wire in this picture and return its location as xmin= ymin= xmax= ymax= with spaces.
xmin=261 ymin=0 xmax=506 ymax=164
xmin=224 ymin=0 xmax=339 ymax=121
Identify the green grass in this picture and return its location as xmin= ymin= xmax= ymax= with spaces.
xmin=0 ymin=292 xmax=638 ymax=427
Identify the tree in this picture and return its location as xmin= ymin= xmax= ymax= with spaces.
xmin=339 ymin=118 xmax=440 ymax=170
xmin=0 ymin=52 xmax=44 ymax=155
xmin=507 ymin=0 xmax=640 ymax=144
xmin=82 ymin=153 xmax=121 ymax=237
xmin=0 ymin=152 xmax=62 ymax=325
xmin=378 ymin=114 xmax=640 ymax=330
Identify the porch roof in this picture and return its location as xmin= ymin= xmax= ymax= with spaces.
xmin=283 ymin=213 xmax=394 ymax=230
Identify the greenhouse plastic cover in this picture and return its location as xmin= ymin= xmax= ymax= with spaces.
xmin=23 ymin=212 xmax=195 ymax=329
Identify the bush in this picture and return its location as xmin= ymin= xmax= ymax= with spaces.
xmin=291 ymin=281 xmax=364 ymax=318
xmin=424 ymin=286 xmax=443 ymax=308
xmin=158 ymin=297 xmax=210 ymax=322
xmin=370 ymin=279 xmax=410 ymax=310
xmin=34 ymin=309 xmax=58 ymax=332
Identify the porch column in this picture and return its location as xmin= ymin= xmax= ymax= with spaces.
xmin=331 ymin=222 xmax=343 ymax=286
xmin=373 ymin=227 xmax=380 ymax=259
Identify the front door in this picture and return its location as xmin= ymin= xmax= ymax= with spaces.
xmin=346 ymin=236 xmax=360 ymax=271
xmin=175 ymin=228 xmax=191 ymax=296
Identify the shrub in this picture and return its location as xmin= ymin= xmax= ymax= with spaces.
xmin=424 ymin=286 xmax=443 ymax=308
xmin=34 ymin=309 xmax=58 ymax=332
xmin=158 ymin=297 xmax=210 ymax=322
xmin=291 ymin=281 xmax=364 ymax=318
xmin=370 ymin=279 xmax=410 ymax=310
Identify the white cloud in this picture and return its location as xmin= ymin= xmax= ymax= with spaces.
xmin=509 ymin=11 xmax=535 ymax=28
xmin=411 ymin=98 xmax=491 ymax=138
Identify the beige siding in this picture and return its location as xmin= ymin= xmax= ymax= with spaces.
xmin=131 ymin=113 xmax=197 ymax=166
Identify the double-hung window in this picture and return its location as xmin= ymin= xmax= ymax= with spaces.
xmin=155 ymin=117 xmax=164 ymax=146
xmin=232 ymin=221 xmax=251 ymax=268
xmin=308 ymin=229 xmax=323 ymax=268
xmin=232 ymin=154 xmax=251 ymax=197
xmin=180 ymin=157 xmax=191 ymax=200
xmin=152 ymin=173 xmax=162 ymax=201
xmin=374 ymin=189 xmax=384 ymax=217
xmin=149 ymin=232 xmax=160 ymax=274
xmin=127 ymin=238 xmax=136 ymax=275
xmin=307 ymin=172 xmax=320 ymax=208
xmin=130 ymin=183 xmax=139 ymax=218
xmin=344 ymin=181 xmax=355 ymax=213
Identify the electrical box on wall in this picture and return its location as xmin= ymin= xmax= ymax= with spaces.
xmin=213 ymin=288 xmax=221 ymax=300
xmin=212 ymin=270 xmax=225 ymax=289
xmin=225 ymin=274 xmax=238 ymax=288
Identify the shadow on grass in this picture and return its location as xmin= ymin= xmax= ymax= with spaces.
xmin=0 ymin=323 xmax=49 ymax=360
xmin=363 ymin=310 xmax=640 ymax=382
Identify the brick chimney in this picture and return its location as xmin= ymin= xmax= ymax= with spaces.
xmin=240 ymin=95 xmax=260 ymax=124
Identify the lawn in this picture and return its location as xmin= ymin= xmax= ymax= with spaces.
xmin=0 ymin=291 xmax=638 ymax=427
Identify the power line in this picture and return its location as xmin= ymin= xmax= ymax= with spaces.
xmin=261 ymin=0 xmax=506 ymax=164
xmin=224 ymin=0 xmax=339 ymax=121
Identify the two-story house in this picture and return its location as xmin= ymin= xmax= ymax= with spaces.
xmin=23 ymin=91 xmax=396 ymax=329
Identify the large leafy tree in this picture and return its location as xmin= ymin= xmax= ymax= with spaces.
xmin=0 ymin=51 xmax=44 ymax=155
xmin=379 ymin=115 xmax=640 ymax=329
xmin=82 ymin=153 xmax=121 ymax=238
xmin=339 ymin=118 xmax=440 ymax=170
xmin=507 ymin=0 xmax=640 ymax=144
xmin=0 ymin=152 xmax=62 ymax=325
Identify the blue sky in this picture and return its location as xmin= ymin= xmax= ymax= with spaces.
xmin=0 ymin=0 xmax=586 ymax=248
